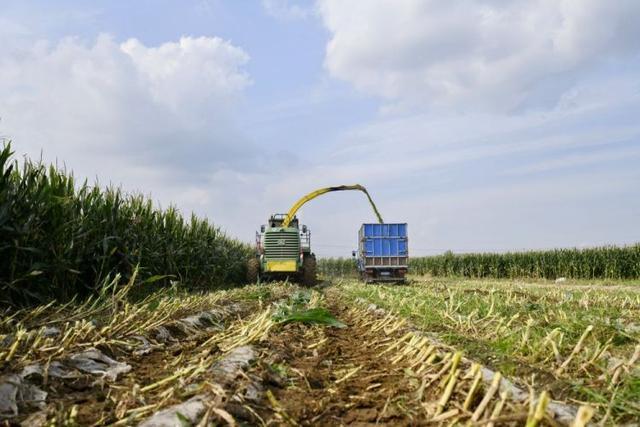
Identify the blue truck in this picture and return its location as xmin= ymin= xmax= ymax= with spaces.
xmin=355 ymin=223 xmax=408 ymax=283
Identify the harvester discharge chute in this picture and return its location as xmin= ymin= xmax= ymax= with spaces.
xmin=248 ymin=184 xmax=383 ymax=285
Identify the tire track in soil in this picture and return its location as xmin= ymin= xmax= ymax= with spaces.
xmin=248 ymin=295 xmax=421 ymax=426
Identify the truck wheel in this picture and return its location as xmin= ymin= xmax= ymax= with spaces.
xmin=360 ymin=270 xmax=373 ymax=284
xmin=247 ymin=258 xmax=260 ymax=283
xmin=302 ymin=255 xmax=317 ymax=286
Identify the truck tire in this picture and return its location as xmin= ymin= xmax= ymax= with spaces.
xmin=246 ymin=258 xmax=260 ymax=283
xmin=360 ymin=270 xmax=373 ymax=284
xmin=302 ymin=255 xmax=317 ymax=286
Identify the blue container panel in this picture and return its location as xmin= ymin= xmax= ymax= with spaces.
xmin=361 ymin=223 xmax=407 ymax=238
xmin=363 ymin=237 xmax=408 ymax=256
xmin=398 ymin=239 xmax=407 ymax=254
xmin=360 ymin=223 xmax=408 ymax=257
xmin=365 ymin=239 xmax=374 ymax=255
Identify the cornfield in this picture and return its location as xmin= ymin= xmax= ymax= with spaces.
xmin=0 ymin=142 xmax=252 ymax=307
xmin=319 ymin=246 xmax=640 ymax=280
xmin=317 ymin=257 xmax=357 ymax=277
xmin=410 ymin=247 xmax=640 ymax=279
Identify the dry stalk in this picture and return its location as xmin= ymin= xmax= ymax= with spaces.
xmin=609 ymin=343 xmax=640 ymax=389
xmin=463 ymin=363 xmax=483 ymax=411
xmin=335 ymin=365 xmax=363 ymax=384
xmin=520 ymin=318 xmax=535 ymax=350
xmin=435 ymin=368 xmax=460 ymax=415
xmin=525 ymin=391 xmax=550 ymax=427
xmin=486 ymin=390 xmax=509 ymax=427
xmin=470 ymin=372 xmax=501 ymax=422
xmin=555 ymin=325 xmax=594 ymax=376
xmin=571 ymin=405 xmax=595 ymax=427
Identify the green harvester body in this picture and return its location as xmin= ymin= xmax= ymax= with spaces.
xmin=248 ymin=214 xmax=317 ymax=285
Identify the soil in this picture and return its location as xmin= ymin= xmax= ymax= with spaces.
xmin=3 ymin=300 xmax=258 ymax=426
xmin=1 ymin=286 xmax=581 ymax=426
xmin=247 ymin=298 xmax=420 ymax=425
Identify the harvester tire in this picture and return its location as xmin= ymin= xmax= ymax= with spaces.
xmin=247 ymin=258 xmax=260 ymax=283
xmin=302 ymin=255 xmax=317 ymax=286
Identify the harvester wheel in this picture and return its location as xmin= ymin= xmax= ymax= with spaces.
xmin=302 ymin=255 xmax=317 ymax=286
xmin=247 ymin=258 xmax=260 ymax=283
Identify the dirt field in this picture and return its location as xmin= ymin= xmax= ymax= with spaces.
xmin=1 ymin=278 xmax=638 ymax=425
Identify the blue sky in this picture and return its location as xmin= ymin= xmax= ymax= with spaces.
xmin=1 ymin=0 xmax=639 ymax=256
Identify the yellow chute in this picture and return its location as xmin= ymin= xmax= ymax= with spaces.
xmin=282 ymin=184 xmax=383 ymax=227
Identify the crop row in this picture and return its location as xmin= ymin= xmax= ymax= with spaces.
xmin=340 ymin=279 xmax=640 ymax=423
xmin=319 ymin=245 xmax=640 ymax=280
xmin=0 ymin=142 xmax=251 ymax=307
xmin=410 ymin=247 xmax=640 ymax=279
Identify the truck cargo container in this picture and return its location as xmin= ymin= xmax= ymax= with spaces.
xmin=356 ymin=223 xmax=408 ymax=283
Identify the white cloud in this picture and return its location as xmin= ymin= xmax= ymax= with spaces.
xmin=0 ymin=33 xmax=264 ymax=239
xmin=0 ymin=34 xmax=252 ymax=182
xmin=262 ymin=0 xmax=312 ymax=20
xmin=0 ymin=17 xmax=31 ymax=38
xmin=501 ymin=144 xmax=640 ymax=176
xmin=318 ymin=0 xmax=640 ymax=111
xmin=120 ymin=37 xmax=250 ymax=115
xmin=306 ymin=1 xmax=640 ymax=255
xmin=263 ymin=74 xmax=640 ymax=256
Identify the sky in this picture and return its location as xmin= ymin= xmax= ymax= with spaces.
xmin=1 ymin=0 xmax=639 ymax=256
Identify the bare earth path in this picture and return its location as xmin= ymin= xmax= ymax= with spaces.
xmin=248 ymin=294 xmax=419 ymax=425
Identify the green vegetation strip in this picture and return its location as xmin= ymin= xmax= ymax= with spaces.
xmin=338 ymin=278 xmax=640 ymax=424
xmin=0 ymin=142 xmax=251 ymax=307
xmin=410 ymin=247 xmax=640 ymax=279
xmin=319 ymin=244 xmax=640 ymax=280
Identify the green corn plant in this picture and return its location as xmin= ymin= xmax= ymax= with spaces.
xmin=407 ymin=245 xmax=640 ymax=280
xmin=0 ymin=142 xmax=253 ymax=307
